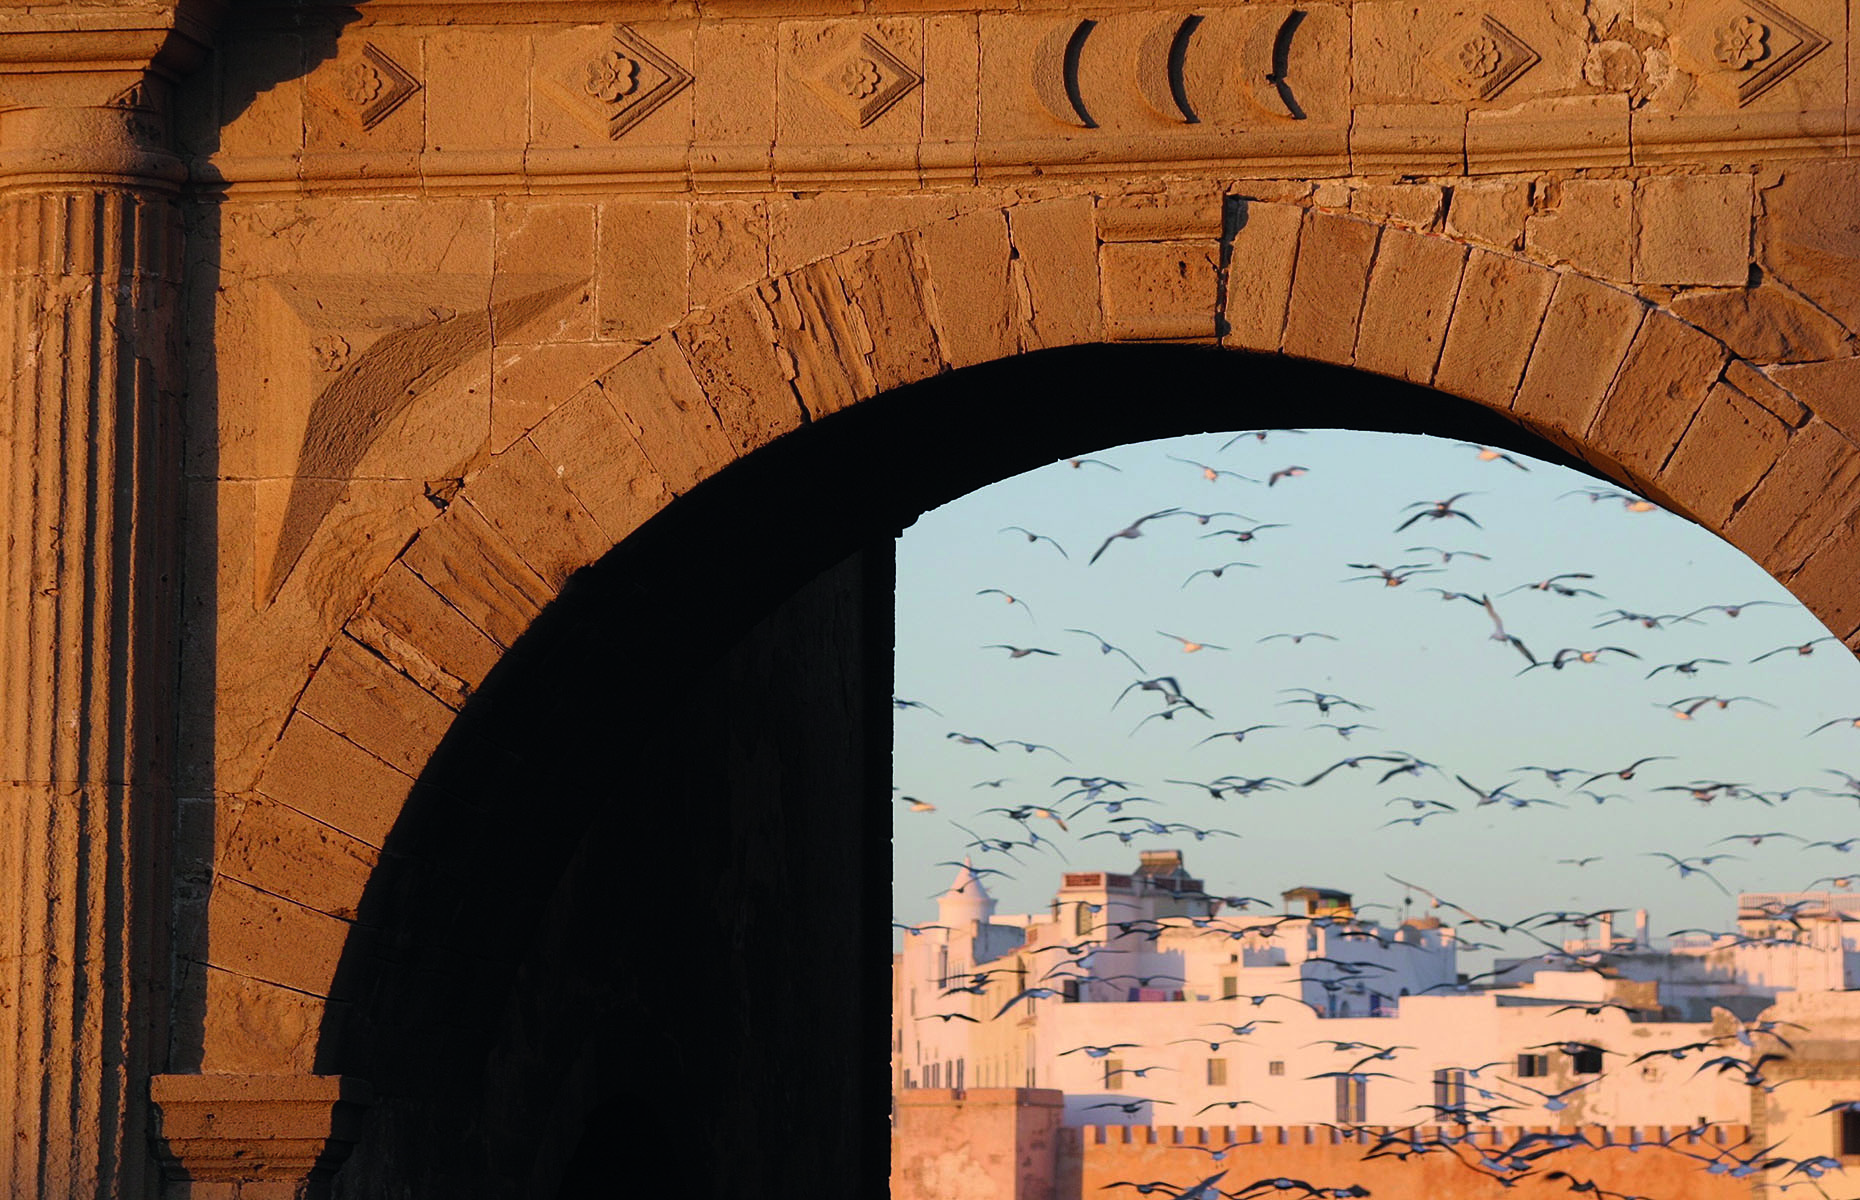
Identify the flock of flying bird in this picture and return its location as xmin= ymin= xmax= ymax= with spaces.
xmin=894 ymin=430 xmax=1860 ymax=1199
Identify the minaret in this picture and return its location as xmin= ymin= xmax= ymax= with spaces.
xmin=938 ymin=856 xmax=998 ymax=934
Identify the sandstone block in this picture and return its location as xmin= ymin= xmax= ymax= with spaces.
xmin=1348 ymin=184 xmax=1446 ymax=232
xmin=1355 ymin=228 xmax=1467 ymax=385
xmin=346 ymin=562 xmax=503 ymax=708
xmin=1101 ymin=241 xmax=1220 ymax=342
xmin=1433 ymin=250 xmax=1556 ymax=409
xmin=1768 ymin=356 xmax=1860 ymax=442
xmin=1726 ymin=418 xmax=1860 ymax=578
xmin=1514 ymin=273 xmax=1647 ymax=449
xmin=204 ymin=878 xmax=351 ymax=999
xmin=1444 ymin=181 xmax=1531 ymax=252
xmin=1007 ymin=196 xmax=1103 ymax=350
xmin=1636 ymin=174 xmax=1753 ymax=287
xmin=195 ymin=967 xmax=326 ymax=1075
xmin=297 ymin=635 xmax=459 ymax=776
xmin=494 ymin=202 xmax=597 ymax=344
xmin=1350 ymin=103 xmax=1464 ymax=176
xmin=920 ymin=208 xmax=1018 ymax=370
xmin=771 ymin=193 xmax=960 ymax=272
xmin=425 ymin=30 xmax=528 ymax=153
xmin=597 ymin=200 xmax=690 ymax=340
xmin=586 ymin=338 xmax=732 ymax=496
xmin=1668 ymin=284 xmax=1852 ymax=365
xmin=1467 ymin=94 xmax=1630 ymax=173
xmin=1786 ymin=510 xmax=1860 ymax=640
xmin=526 ymin=387 xmax=672 ymax=544
xmin=677 ymin=283 xmax=818 ymax=436
xmin=255 ymin=715 xmax=412 ymax=848
xmin=490 ymin=340 xmax=635 ymax=455
xmin=695 ymin=20 xmax=777 ymax=176
xmin=216 ymin=794 xmax=380 ymax=922
xmin=692 ymin=200 xmax=772 ymax=307
xmin=1724 ymin=360 xmax=1812 ymax=428
xmin=1526 ymin=179 xmax=1632 ymax=282
xmin=459 ymin=439 xmax=613 ymax=591
xmin=1283 ymin=211 xmax=1379 ymax=365
xmin=1656 ymin=382 xmax=1791 ymax=527
xmin=1592 ymin=311 xmax=1732 ymax=483
xmin=841 ymin=236 xmax=945 ymax=391
xmin=1222 ymin=200 xmax=1304 ymax=352
xmin=401 ymin=501 xmax=554 ymax=650
xmin=1759 ymin=162 xmax=1860 ymax=333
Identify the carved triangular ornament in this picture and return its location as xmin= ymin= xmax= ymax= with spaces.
xmin=310 ymin=43 xmax=422 ymax=131
xmin=1426 ymin=14 xmax=1541 ymax=102
xmin=797 ymin=33 xmax=922 ymax=128
xmin=539 ymin=25 xmax=694 ymax=140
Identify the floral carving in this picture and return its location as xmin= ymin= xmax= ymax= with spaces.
xmin=839 ymin=57 xmax=883 ymax=99
xmin=336 ymin=60 xmax=384 ymax=106
xmin=584 ymin=50 xmax=642 ymax=104
xmin=1459 ymin=36 xmax=1502 ymax=78
xmin=311 ymin=334 xmax=351 ymax=372
xmin=1714 ymin=15 xmax=1769 ymax=69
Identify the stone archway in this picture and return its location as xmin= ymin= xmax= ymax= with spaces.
xmin=5 ymin=2 xmax=1860 ymax=1196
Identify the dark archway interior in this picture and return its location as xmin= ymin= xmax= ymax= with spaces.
xmin=313 ymin=346 xmax=1604 ymax=1197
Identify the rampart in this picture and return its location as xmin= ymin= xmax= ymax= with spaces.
xmin=893 ymin=1089 xmax=1757 ymax=1199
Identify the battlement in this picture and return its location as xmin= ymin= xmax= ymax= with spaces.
xmin=1083 ymin=1122 xmax=1750 ymax=1148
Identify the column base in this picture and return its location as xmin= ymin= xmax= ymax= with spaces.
xmin=150 ymin=1075 xmax=374 ymax=1200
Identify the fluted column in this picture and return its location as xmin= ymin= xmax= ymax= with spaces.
xmin=0 ymin=5 xmax=219 ymax=1194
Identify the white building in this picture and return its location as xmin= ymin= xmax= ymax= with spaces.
xmin=895 ymin=852 xmax=1807 ymax=1128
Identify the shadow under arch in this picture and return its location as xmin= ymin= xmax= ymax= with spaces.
xmin=314 ymin=343 xmax=1606 ymax=1198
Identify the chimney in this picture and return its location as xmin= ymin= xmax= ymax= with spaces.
xmin=1599 ymin=911 xmax=1615 ymax=948
xmin=1634 ymin=909 xmax=1649 ymax=948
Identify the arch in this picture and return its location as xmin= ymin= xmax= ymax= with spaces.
xmin=188 ymin=198 xmax=1860 ymax=1187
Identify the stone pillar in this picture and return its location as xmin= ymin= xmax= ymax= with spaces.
xmin=0 ymin=4 xmax=220 ymax=1195
xmin=149 ymin=1076 xmax=375 ymax=1199
xmin=892 ymin=1088 xmax=1066 ymax=1200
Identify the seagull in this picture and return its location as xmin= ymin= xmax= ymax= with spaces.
xmin=1062 ymin=456 xmax=1119 ymax=470
xmin=893 ymin=697 xmax=942 ymax=715
xmin=1406 ymin=546 xmax=1491 ymax=563
xmin=946 ymin=731 xmax=998 ymax=750
xmin=1088 ymin=507 xmax=1182 ymax=566
xmin=1194 ymin=725 xmax=1281 ymax=747
xmin=1751 ymin=637 xmax=1837 ymax=662
xmin=975 ymin=588 xmax=1034 ymax=618
xmin=1200 ymin=524 xmax=1288 ymax=544
xmin=1182 ymin=562 xmax=1260 ymax=588
xmin=983 ymin=644 xmax=1057 ymax=659
xmin=1459 ymin=442 xmax=1530 ymax=470
xmin=1395 ymin=493 xmax=1481 ymax=532
xmin=1169 ymin=455 xmax=1257 ymax=483
xmin=1160 ymin=631 xmax=1228 ymax=653
xmin=1681 ymin=600 xmax=1786 ymax=620
xmin=1809 ymin=716 xmax=1860 ymax=734
xmin=1279 ymin=688 xmax=1371 ymax=715
xmin=1219 ymin=428 xmax=1307 ymax=449
xmin=1267 ymin=465 xmax=1310 ymax=486
xmin=1064 ymin=628 xmax=1146 ymax=672
xmin=1476 ymin=594 xmax=1536 ymax=666
xmin=998 ymin=526 xmax=1068 ymax=558
xmin=1501 ymin=573 xmax=1601 ymax=598
xmin=1259 ymin=632 xmax=1338 ymax=645
xmin=1577 ymin=756 xmax=1672 ymax=788
xmin=1518 ymin=645 xmax=1640 ymax=674
xmin=1344 ymin=562 xmax=1442 ymax=587
xmin=1646 ymin=658 xmax=1730 ymax=678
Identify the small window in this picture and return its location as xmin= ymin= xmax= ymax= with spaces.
xmin=1840 ymin=1108 xmax=1860 ymax=1156
xmin=1571 ymin=1046 xmax=1604 ymax=1074
xmin=1061 ymin=978 xmax=1079 ymax=1002
xmin=1268 ymin=1061 xmax=1285 ymax=1076
xmin=1517 ymin=1053 xmax=1550 ymax=1078
xmin=1334 ymin=1075 xmax=1367 ymax=1123
xmin=1433 ymin=1069 xmax=1466 ymax=1113
xmin=1105 ymin=1059 xmax=1123 ymax=1090
xmin=1208 ymin=1058 xmax=1228 ymax=1086
xmin=1221 ymin=975 xmax=1238 ymax=1000
xmin=1075 ymin=903 xmax=1094 ymax=936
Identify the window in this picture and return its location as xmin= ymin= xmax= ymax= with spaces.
xmin=1075 ymin=902 xmax=1094 ymax=936
xmin=955 ymin=1059 xmax=964 ymax=1091
xmin=1221 ymin=975 xmax=1238 ymax=999
xmin=1517 ymin=1053 xmax=1550 ymax=1078
xmin=1105 ymin=1059 xmax=1124 ymax=1090
xmin=1334 ymin=1074 xmax=1367 ymax=1123
xmin=1061 ymin=978 xmax=1079 ymax=1002
xmin=1433 ymin=1069 xmax=1466 ymax=1113
xmin=1840 ymin=1108 xmax=1860 ymax=1156
xmin=1208 ymin=1058 xmax=1228 ymax=1086
xmin=1571 ymin=1045 xmax=1605 ymax=1074
xmin=1268 ymin=1061 xmax=1285 ymax=1076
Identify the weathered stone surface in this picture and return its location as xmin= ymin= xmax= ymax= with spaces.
xmin=255 ymin=716 xmax=413 ymax=848
xmin=1222 ymin=200 xmax=1304 ymax=352
xmin=1283 ymin=212 xmax=1378 ymax=364
xmin=1101 ymin=241 xmax=1220 ymax=342
xmin=1348 ymin=184 xmax=1446 ymax=232
xmin=1591 ymin=310 xmax=1731 ymax=482
xmin=1526 ymin=179 xmax=1632 ymax=282
xmin=1636 ymin=174 xmax=1753 ymax=287
xmin=1787 ymin=509 xmax=1860 ymax=640
xmin=1006 ymin=197 xmax=1102 ymax=350
xmin=1760 ymin=161 xmax=1860 ymax=333
xmin=1657 ymin=382 xmax=1792 ymax=528
xmin=525 ymin=387 xmax=673 ymax=544
xmin=920 ymin=208 xmax=1018 ymax=369
xmin=1433 ymin=250 xmax=1556 ymax=409
xmin=216 ymin=793 xmax=380 ymax=922
xmin=1726 ymin=419 xmax=1860 ymax=578
xmin=1669 ymin=284 xmax=1853 ymax=365
xmin=841 ymin=236 xmax=945 ymax=390
xmin=677 ymin=284 xmax=816 ymax=436
xmin=495 ymin=202 xmax=597 ymax=344
xmin=598 ymin=200 xmax=691 ymax=340
xmin=692 ymin=199 xmax=772 ymax=307
xmin=1444 ymin=181 xmax=1531 ymax=252
xmin=1768 ymin=357 xmax=1860 ymax=443
xmin=1725 ymin=359 xmax=1812 ymax=429
xmin=346 ymin=562 xmax=502 ymax=709
xmin=1355 ymin=228 xmax=1467 ymax=384
xmin=597 ymin=336 xmax=739 ymax=494
xmin=195 ymin=967 xmax=326 ymax=1075
xmin=400 ymin=502 xmax=555 ymax=651
xmin=426 ymin=30 xmax=529 ymax=153
xmin=457 ymin=439 xmax=613 ymax=592
xmin=490 ymin=341 xmax=635 ymax=453
xmin=203 ymin=878 xmax=351 ymax=998
xmin=296 ymin=636 xmax=458 ymax=775
xmin=1515 ymin=273 xmax=1648 ymax=452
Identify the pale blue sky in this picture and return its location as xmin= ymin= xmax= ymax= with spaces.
xmin=893 ymin=429 xmax=1860 ymax=961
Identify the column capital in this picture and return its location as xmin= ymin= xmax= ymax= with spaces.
xmin=0 ymin=1 xmax=228 ymax=185
xmin=150 ymin=1075 xmax=376 ymax=1195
